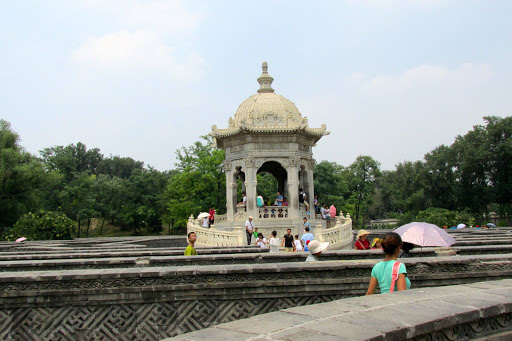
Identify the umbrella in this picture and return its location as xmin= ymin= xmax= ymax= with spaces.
xmin=197 ymin=212 xmax=209 ymax=219
xmin=393 ymin=222 xmax=456 ymax=247
xmin=486 ymin=223 xmax=496 ymax=228
xmin=329 ymin=205 xmax=336 ymax=219
xmin=15 ymin=237 xmax=27 ymax=243
xmin=456 ymin=223 xmax=466 ymax=229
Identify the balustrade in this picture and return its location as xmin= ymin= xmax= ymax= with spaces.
xmin=257 ymin=206 xmax=288 ymax=219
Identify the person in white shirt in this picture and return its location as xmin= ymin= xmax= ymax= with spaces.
xmin=294 ymin=235 xmax=303 ymax=251
xmin=245 ymin=216 xmax=255 ymax=245
xmin=202 ymin=217 xmax=209 ymax=228
xmin=255 ymin=233 xmax=267 ymax=248
xmin=269 ymin=230 xmax=280 ymax=252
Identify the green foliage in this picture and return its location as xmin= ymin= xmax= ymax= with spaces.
xmin=5 ymin=210 xmax=73 ymax=241
xmin=415 ymin=207 xmax=458 ymax=227
xmin=257 ymin=172 xmax=278 ymax=203
xmin=0 ymin=120 xmax=46 ymax=228
xmin=314 ymin=161 xmax=351 ymax=211
xmin=163 ymin=136 xmax=225 ymax=228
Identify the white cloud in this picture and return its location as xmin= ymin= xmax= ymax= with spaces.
xmin=71 ymin=30 xmax=204 ymax=79
xmin=123 ymin=0 xmax=202 ymax=34
xmin=364 ymin=63 xmax=493 ymax=96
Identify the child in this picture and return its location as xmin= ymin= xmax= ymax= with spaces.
xmin=253 ymin=227 xmax=259 ymax=241
xmin=269 ymin=230 xmax=280 ymax=252
xmin=255 ymin=233 xmax=267 ymax=248
xmin=294 ymin=235 xmax=303 ymax=251
xmin=371 ymin=238 xmax=382 ymax=249
xmin=184 ymin=232 xmax=198 ymax=256
xmin=366 ymin=232 xmax=411 ymax=295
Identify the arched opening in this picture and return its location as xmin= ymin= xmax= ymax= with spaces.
xmin=256 ymin=161 xmax=288 ymax=218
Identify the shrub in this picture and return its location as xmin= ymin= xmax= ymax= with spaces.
xmin=6 ymin=210 xmax=74 ymax=241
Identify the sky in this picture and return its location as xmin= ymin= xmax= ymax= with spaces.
xmin=1 ymin=0 xmax=511 ymax=171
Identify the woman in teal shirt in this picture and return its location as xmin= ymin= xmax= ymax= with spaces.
xmin=366 ymin=232 xmax=411 ymax=295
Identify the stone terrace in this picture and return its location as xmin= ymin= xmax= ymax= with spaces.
xmin=1 ymin=229 xmax=512 ymax=340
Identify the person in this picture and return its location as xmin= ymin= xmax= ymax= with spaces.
xmin=276 ymin=191 xmax=283 ymax=206
xmin=355 ymin=230 xmax=371 ymax=250
xmin=245 ymin=216 xmax=255 ymax=245
xmin=255 ymin=233 xmax=267 ymax=248
xmin=305 ymin=240 xmax=329 ymax=262
xmin=366 ymin=232 xmax=411 ymax=295
xmin=314 ymin=195 xmax=319 ymax=218
xmin=320 ymin=203 xmax=328 ymax=220
xmin=371 ymin=238 xmax=383 ymax=249
xmin=269 ymin=230 xmax=280 ymax=252
xmin=299 ymin=188 xmax=310 ymax=214
xmin=202 ymin=216 xmax=209 ymax=228
xmin=301 ymin=227 xmax=314 ymax=252
xmin=184 ymin=232 xmax=198 ymax=256
xmin=208 ymin=207 xmax=215 ymax=227
xmin=281 ymin=228 xmax=295 ymax=252
xmin=303 ymin=217 xmax=311 ymax=233
xmin=282 ymin=197 xmax=288 ymax=206
xmin=294 ymin=235 xmax=303 ymax=251
xmin=399 ymin=242 xmax=415 ymax=258
xmin=252 ymin=227 xmax=260 ymax=241
xmin=238 ymin=192 xmax=247 ymax=206
xmin=256 ymin=194 xmax=264 ymax=207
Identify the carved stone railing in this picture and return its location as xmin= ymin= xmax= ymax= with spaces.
xmin=188 ymin=215 xmax=244 ymax=247
xmin=215 ymin=214 xmax=227 ymax=223
xmin=258 ymin=206 xmax=288 ymax=219
xmin=315 ymin=212 xmax=353 ymax=249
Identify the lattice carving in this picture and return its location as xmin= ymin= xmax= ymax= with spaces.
xmin=0 ymin=296 xmax=341 ymax=340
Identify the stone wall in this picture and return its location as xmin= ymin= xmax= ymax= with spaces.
xmin=2 ymin=254 xmax=512 ymax=340
xmin=164 ymin=279 xmax=512 ymax=341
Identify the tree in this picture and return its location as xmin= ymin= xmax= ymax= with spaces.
xmin=349 ymin=156 xmax=381 ymax=227
xmin=163 ymin=136 xmax=225 ymax=229
xmin=485 ymin=116 xmax=512 ymax=222
xmin=313 ymin=161 xmax=351 ymax=212
xmin=0 ymin=120 xmax=46 ymax=228
xmin=40 ymin=142 xmax=104 ymax=181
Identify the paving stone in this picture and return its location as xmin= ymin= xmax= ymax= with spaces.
xmin=301 ymin=318 xmax=383 ymax=340
xmin=268 ymin=326 xmax=351 ymax=341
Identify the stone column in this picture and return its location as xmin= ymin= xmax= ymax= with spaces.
xmin=287 ymin=158 xmax=300 ymax=220
xmin=307 ymin=163 xmax=315 ymax=217
xmin=225 ymin=166 xmax=235 ymax=221
xmin=244 ymin=158 xmax=258 ymax=219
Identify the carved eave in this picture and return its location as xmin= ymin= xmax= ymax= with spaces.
xmin=211 ymin=124 xmax=329 ymax=147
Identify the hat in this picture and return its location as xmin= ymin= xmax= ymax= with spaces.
xmin=371 ymin=238 xmax=382 ymax=247
xmin=248 ymin=216 xmax=253 ymax=219
xmin=356 ymin=229 xmax=370 ymax=239
xmin=308 ymin=240 xmax=329 ymax=254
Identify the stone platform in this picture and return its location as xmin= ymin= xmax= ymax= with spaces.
xmin=164 ymin=279 xmax=512 ymax=341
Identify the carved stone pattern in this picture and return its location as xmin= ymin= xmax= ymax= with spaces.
xmin=253 ymin=143 xmax=289 ymax=151
xmin=413 ymin=313 xmax=512 ymax=341
xmin=254 ymin=111 xmax=285 ymax=126
xmin=2 ymin=261 xmax=512 ymax=292
xmin=243 ymin=158 xmax=254 ymax=168
xmin=229 ymin=145 xmax=245 ymax=153
xmin=298 ymin=144 xmax=309 ymax=152
xmin=0 ymin=296 xmax=341 ymax=341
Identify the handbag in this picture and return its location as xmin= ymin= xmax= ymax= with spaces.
xmin=389 ymin=261 xmax=401 ymax=293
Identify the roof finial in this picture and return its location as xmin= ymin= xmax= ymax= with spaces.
xmin=257 ymin=61 xmax=274 ymax=93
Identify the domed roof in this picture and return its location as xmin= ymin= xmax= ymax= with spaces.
xmin=231 ymin=62 xmax=304 ymax=129
xmin=211 ymin=62 xmax=329 ymax=141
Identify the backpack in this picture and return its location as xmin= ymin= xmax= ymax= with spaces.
xmin=389 ymin=262 xmax=401 ymax=293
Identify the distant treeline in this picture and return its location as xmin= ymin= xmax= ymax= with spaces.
xmin=0 ymin=116 xmax=510 ymax=240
